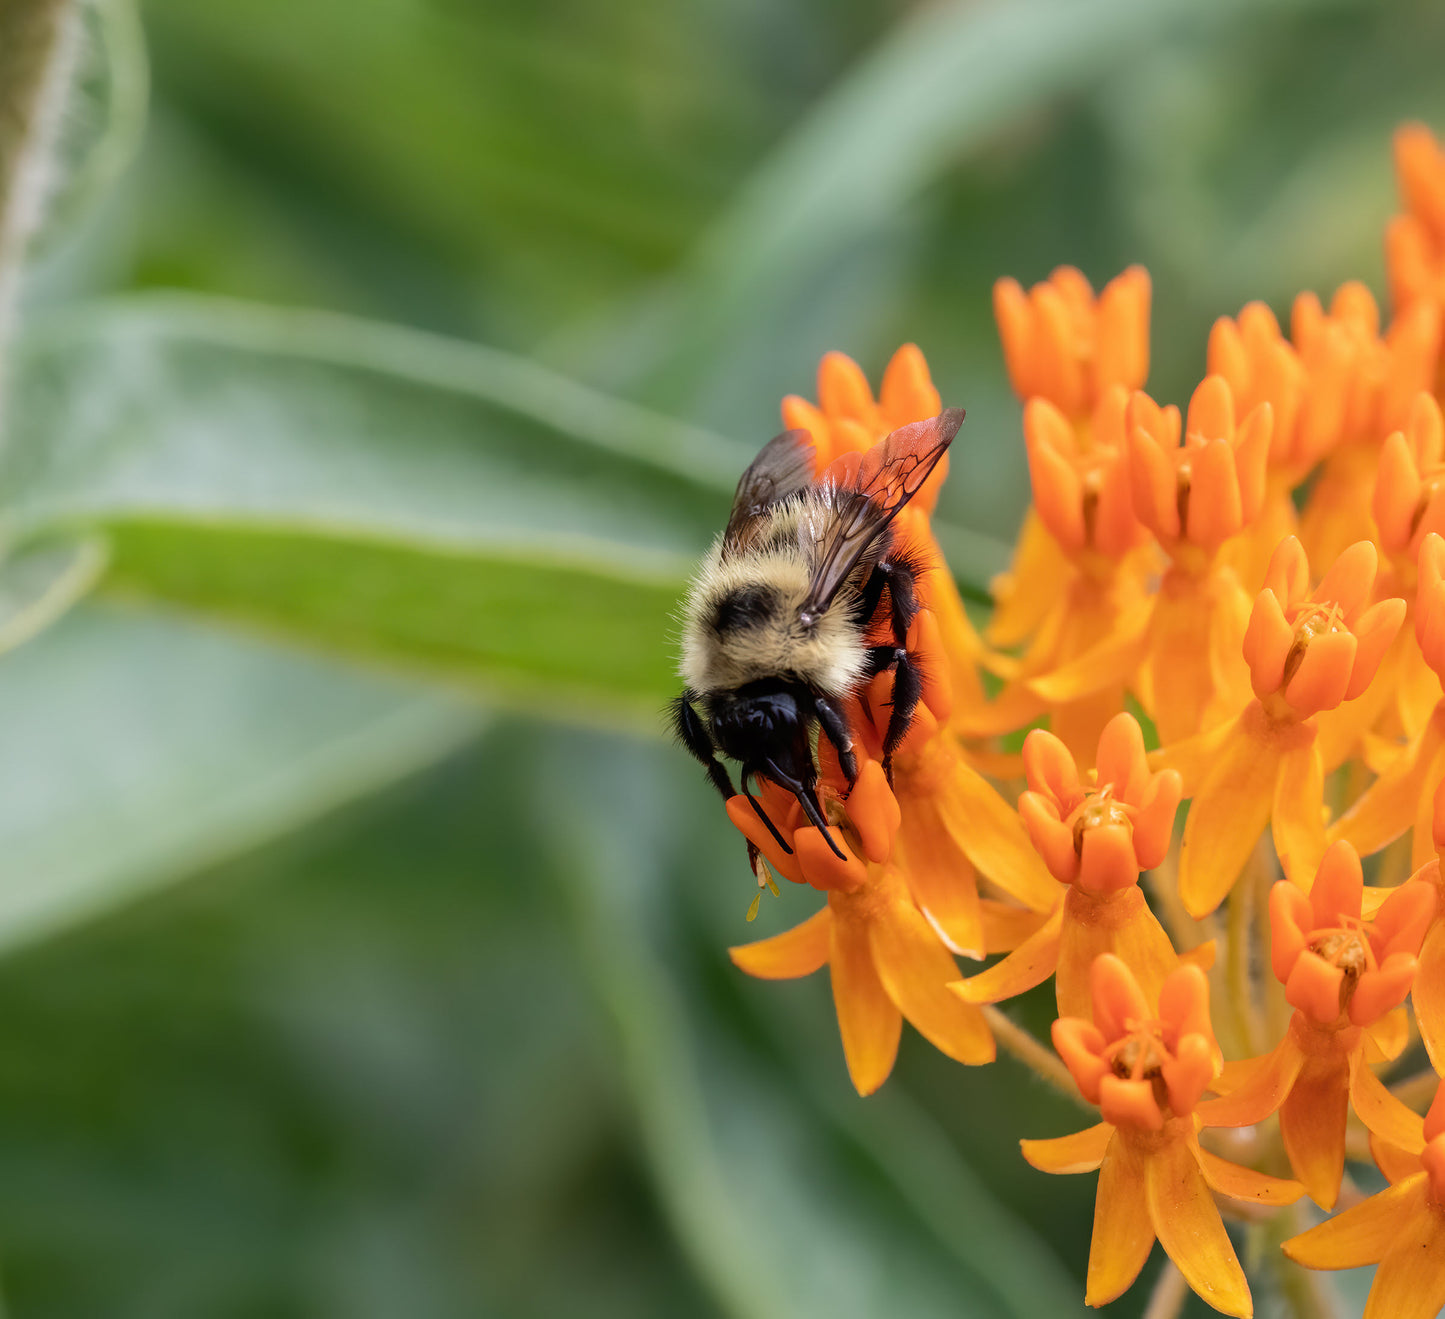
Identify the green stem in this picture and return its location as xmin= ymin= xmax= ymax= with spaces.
xmin=1225 ymin=839 xmax=1272 ymax=1059
xmin=1141 ymin=1260 xmax=1187 ymax=1319
xmin=981 ymin=1004 xmax=1091 ymax=1110
xmin=1266 ymin=1202 xmax=1339 ymax=1319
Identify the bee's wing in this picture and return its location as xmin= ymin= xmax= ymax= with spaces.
xmin=722 ymin=428 xmax=817 ymax=554
xmin=799 ymin=408 xmax=963 ymax=618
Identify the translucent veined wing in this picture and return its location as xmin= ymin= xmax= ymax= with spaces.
xmin=722 ymin=427 xmax=817 ymax=555
xmin=799 ymin=409 xmax=963 ymax=623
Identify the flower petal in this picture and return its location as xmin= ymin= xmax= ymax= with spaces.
xmin=1415 ymin=921 xmax=1445 ymax=1070
xmin=1027 ymin=605 xmax=1151 ymax=705
xmin=869 ymin=885 xmax=995 ymax=1066
xmin=979 ymin=899 xmax=1052 ymax=954
xmin=1099 ymin=1076 xmax=1164 ymax=1131
xmin=1365 ymin=1006 xmax=1411 ymax=1064
xmin=828 ymin=905 xmax=902 ymax=1095
xmin=1145 ymin=1132 xmax=1251 ymax=1318
xmin=1285 ymin=950 xmax=1346 ymax=1024
xmin=1056 ymin=886 xmax=1178 ymax=1022
xmin=1197 ymin=1145 xmax=1304 ymax=1206
xmin=1018 ymin=792 xmax=1078 ymax=885
xmin=1311 ymin=839 xmax=1365 ymax=924
xmin=1053 ymin=1016 xmax=1110 ymax=1104
xmin=1351 ymin=953 xmax=1421 ymax=1027
xmin=1329 ymin=719 xmax=1445 ymax=858
xmin=1198 ymin=1033 xmax=1304 ymax=1127
xmin=1351 ymin=1054 xmax=1427 ymax=1153
xmin=1284 ymin=629 xmax=1357 ymax=718
xmin=897 ymin=795 xmax=985 ymax=958
xmin=725 ymin=794 xmax=804 ymax=884
xmin=938 ymin=758 xmax=1060 ymax=910
xmin=1020 ymin=1121 xmax=1114 ymax=1175
xmin=1243 ymin=587 xmax=1294 ymax=697
xmin=1077 ymin=823 xmax=1139 ymax=894
xmin=1085 ymin=1133 xmax=1156 ymax=1308
xmin=952 ymin=902 xmax=1063 ymax=1006
xmin=1371 ymin=1133 xmax=1424 ymax=1186
xmin=1348 ymin=598 xmax=1408 ymax=700
xmin=1281 ymin=1174 xmax=1425 ymax=1270
xmin=1178 ymin=720 xmax=1283 ymax=917
xmin=729 ymin=907 xmax=831 ymax=979
xmin=1279 ymin=1054 xmax=1351 ymax=1209
xmin=1272 ymin=740 xmax=1327 ymax=886
xmin=1363 ymin=1196 xmax=1445 ymax=1319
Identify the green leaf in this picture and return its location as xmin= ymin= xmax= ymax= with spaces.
xmin=3 ymin=295 xmax=743 ymax=718
xmin=0 ymin=602 xmax=481 ymax=952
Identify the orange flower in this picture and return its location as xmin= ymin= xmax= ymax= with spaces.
xmin=1174 ymin=536 xmax=1404 ymax=915
xmin=1022 ymin=388 xmax=1145 ymax=561
xmin=1022 ymin=955 xmax=1300 ymax=1315
xmin=1284 ymin=1076 xmax=1445 ymax=1319
xmin=1375 ymin=394 xmax=1445 ymax=561
xmin=1208 ymin=298 xmax=1364 ymax=591
xmin=1387 ymin=124 xmax=1445 ymax=329
xmin=1025 ymin=377 xmax=1265 ymax=746
xmin=1208 ymin=302 xmax=1313 ymax=480
xmin=994 ymin=266 xmax=1151 ymax=419
xmin=1197 ymin=842 xmax=1434 ymax=1208
xmin=953 ymin=713 xmax=1181 ymax=1019
xmin=1330 ymin=532 xmax=1445 ymax=868
xmin=1293 ymin=282 xmax=1442 ymax=568
xmin=781 ymin=346 xmax=993 ymax=715
xmin=728 ymin=760 xmax=995 ymax=1095
xmin=989 ymin=266 xmax=1151 ymax=653
xmin=1403 ymin=779 xmax=1445 ymax=1070
xmin=1128 ymin=375 xmax=1271 ymax=560
xmin=963 ymin=388 xmax=1154 ymax=760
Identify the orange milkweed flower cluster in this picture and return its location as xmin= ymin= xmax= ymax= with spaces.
xmin=711 ymin=123 xmax=1445 ymax=1316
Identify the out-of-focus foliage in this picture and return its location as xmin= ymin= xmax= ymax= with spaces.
xmin=0 ymin=0 xmax=1442 ymax=1314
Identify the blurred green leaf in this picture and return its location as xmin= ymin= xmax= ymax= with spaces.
xmin=0 ymin=602 xmax=480 ymax=952
xmin=626 ymin=0 xmax=1341 ymax=427
xmin=3 ymin=296 xmax=746 ymax=717
xmin=0 ymin=727 xmax=724 ymax=1319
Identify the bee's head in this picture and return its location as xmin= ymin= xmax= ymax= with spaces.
xmin=710 ymin=682 xmax=808 ymax=768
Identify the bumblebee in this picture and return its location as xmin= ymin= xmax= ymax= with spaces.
xmin=672 ymin=408 xmax=963 ymax=862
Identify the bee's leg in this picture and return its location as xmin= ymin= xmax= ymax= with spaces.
xmin=874 ymin=555 xmax=920 ymax=650
xmin=671 ymin=689 xmax=734 ymax=803
xmin=740 ymin=765 xmax=794 ymax=856
xmin=812 ymin=692 xmax=859 ymax=788
xmin=863 ymin=645 xmax=922 ymax=785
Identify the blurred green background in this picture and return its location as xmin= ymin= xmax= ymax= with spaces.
xmin=0 ymin=0 xmax=1441 ymax=1314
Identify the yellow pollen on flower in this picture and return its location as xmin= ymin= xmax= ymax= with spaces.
xmin=1282 ymin=602 xmax=1345 ymax=687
